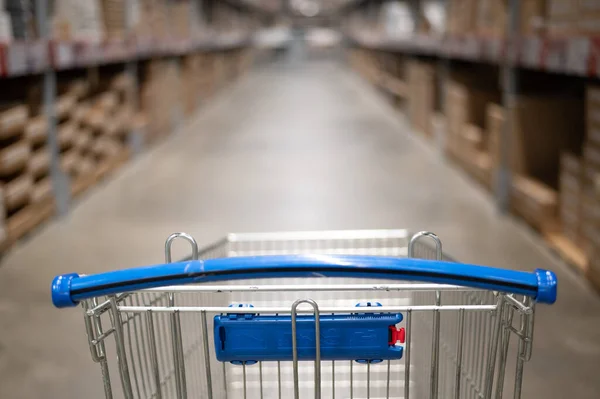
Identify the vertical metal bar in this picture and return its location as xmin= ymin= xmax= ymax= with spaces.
xmin=477 ymin=301 xmax=486 ymax=393
xmin=222 ymin=362 xmax=228 ymax=399
xmin=164 ymin=234 xmax=196 ymax=399
xmin=277 ymin=361 xmax=282 ymax=399
xmin=350 ymin=360 xmax=354 ymax=399
xmin=124 ymin=0 xmax=141 ymax=156
xmin=259 ymin=362 xmax=264 ymax=399
xmin=109 ymin=296 xmax=134 ymax=399
xmin=291 ymin=299 xmax=321 ymax=399
xmin=243 ymin=363 xmax=247 ymax=399
xmin=455 ymin=309 xmax=466 ymax=399
xmin=404 ymin=309 xmax=412 ymax=399
xmin=156 ymin=296 xmax=170 ymax=395
xmin=332 ymin=361 xmax=335 ymax=399
xmin=367 ymin=362 xmax=371 ymax=399
xmin=132 ymin=297 xmax=151 ymax=398
xmin=386 ymin=360 xmax=391 ymax=399
xmin=497 ymin=0 xmax=520 ymax=211
xmin=201 ymin=310 xmax=213 ymax=399
xmin=430 ymin=292 xmax=441 ymax=399
xmin=169 ymin=304 xmax=186 ymax=398
xmin=35 ymin=0 xmax=70 ymax=217
xmin=513 ymin=311 xmax=530 ymax=399
xmin=125 ymin=313 xmax=142 ymax=397
xmin=484 ymin=297 xmax=505 ymax=398
xmin=495 ymin=305 xmax=515 ymax=399
xmin=85 ymin=299 xmax=113 ymax=399
xmin=146 ymin=311 xmax=163 ymax=399
xmin=44 ymin=61 xmax=70 ymax=215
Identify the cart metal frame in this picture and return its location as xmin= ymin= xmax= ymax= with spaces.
xmin=52 ymin=229 xmax=555 ymax=399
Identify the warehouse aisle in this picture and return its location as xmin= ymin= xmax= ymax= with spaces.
xmin=0 ymin=60 xmax=599 ymax=398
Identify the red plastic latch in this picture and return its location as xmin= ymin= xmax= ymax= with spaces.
xmin=389 ymin=326 xmax=406 ymax=345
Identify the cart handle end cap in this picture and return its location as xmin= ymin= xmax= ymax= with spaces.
xmin=535 ymin=269 xmax=557 ymax=304
xmin=52 ymin=273 xmax=80 ymax=308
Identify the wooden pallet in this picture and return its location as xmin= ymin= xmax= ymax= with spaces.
xmin=5 ymin=197 xmax=55 ymax=245
xmin=544 ymin=232 xmax=589 ymax=274
xmin=71 ymin=171 xmax=97 ymax=197
xmin=95 ymin=149 xmax=129 ymax=181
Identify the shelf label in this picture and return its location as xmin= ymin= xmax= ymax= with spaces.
xmin=590 ymin=38 xmax=600 ymax=77
xmin=565 ymin=37 xmax=590 ymax=75
xmin=482 ymin=38 xmax=503 ymax=62
xmin=521 ymin=37 xmax=542 ymax=68
xmin=463 ymin=37 xmax=480 ymax=60
xmin=54 ymin=42 xmax=75 ymax=68
xmin=6 ymin=43 xmax=27 ymax=76
xmin=544 ymin=39 xmax=568 ymax=73
xmin=77 ymin=42 xmax=100 ymax=66
xmin=28 ymin=41 xmax=48 ymax=72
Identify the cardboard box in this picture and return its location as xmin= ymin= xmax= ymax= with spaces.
xmin=446 ymin=80 xmax=499 ymax=157
xmin=486 ymin=103 xmax=504 ymax=168
xmin=510 ymin=95 xmax=584 ymax=180
xmin=448 ymin=0 xmax=478 ymax=35
xmin=407 ymin=60 xmax=436 ymax=137
xmin=477 ymin=0 xmax=507 ymax=37
xmin=580 ymin=193 xmax=600 ymax=253
xmin=578 ymin=15 xmax=600 ymax=35
xmin=583 ymin=163 xmax=599 ymax=190
xmin=561 ymin=152 xmax=582 ymax=175
xmin=521 ymin=0 xmax=547 ymax=34
xmin=584 ymin=144 xmax=600 ymax=170
xmin=546 ymin=0 xmax=578 ymax=36
xmin=548 ymin=0 xmax=579 ymax=18
xmin=511 ymin=175 xmax=559 ymax=231
xmin=580 ymin=0 xmax=600 ymax=13
xmin=560 ymin=172 xmax=582 ymax=194
xmin=587 ymin=85 xmax=600 ymax=147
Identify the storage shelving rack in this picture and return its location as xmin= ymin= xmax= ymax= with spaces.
xmin=340 ymin=0 xmax=600 ymax=285
xmin=0 ymin=0 xmax=278 ymax=249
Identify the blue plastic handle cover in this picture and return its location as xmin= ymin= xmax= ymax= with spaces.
xmin=214 ymin=312 xmax=403 ymax=363
xmin=51 ymin=255 xmax=558 ymax=308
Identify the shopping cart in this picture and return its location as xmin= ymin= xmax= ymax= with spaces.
xmin=51 ymin=229 xmax=557 ymax=399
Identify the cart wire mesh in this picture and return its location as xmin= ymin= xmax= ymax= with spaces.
xmin=80 ymin=230 xmax=536 ymax=399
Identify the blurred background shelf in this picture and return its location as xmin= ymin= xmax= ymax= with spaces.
xmin=0 ymin=0 xmax=274 ymax=253
xmin=341 ymin=0 xmax=600 ymax=292
xmin=345 ymin=32 xmax=600 ymax=78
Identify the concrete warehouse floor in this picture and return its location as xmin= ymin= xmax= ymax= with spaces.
xmin=0 ymin=59 xmax=599 ymax=398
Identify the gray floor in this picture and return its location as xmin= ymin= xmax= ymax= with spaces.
xmin=0 ymin=59 xmax=599 ymax=398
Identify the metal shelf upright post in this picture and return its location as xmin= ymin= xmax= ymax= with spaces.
xmin=497 ymin=0 xmax=519 ymax=213
xmin=125 ymin=0 xmax=143 ymax=157
xmin=36 ymin=0 xmax=71 ymax=217
xmin=436 ymin=0 xmax=450 ymax=156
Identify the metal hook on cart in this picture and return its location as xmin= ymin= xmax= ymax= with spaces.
xmin=165 ymin=232 xmax=199 ymax=263
xmin=408 ymin=231 xmax=442 ymax=260
xmin=164 ymin=232 xmax=198 ymax=398
xmin=291 ymin=299 xmax=322 ymax=399
xmin=408 ymin=231 xmax=443 ymax=398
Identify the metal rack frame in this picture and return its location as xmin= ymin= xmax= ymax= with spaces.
xmin=340 ymin=0 xmax=574 ymax=212
xmin=6 ymin=0 xmax=260 ymax=219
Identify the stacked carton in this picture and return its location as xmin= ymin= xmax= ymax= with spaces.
xmin=508 ymin=94 xmax=583 ymax=231
xmin=141 ymin=60 xmax=181 ymax=143
xmin=447 ymin=0 xmax=477 ymax=35
xmin=584 ymin=85 xmax=600 ymax=286
xmin=445 ymin=73 xmax=500 ymax=188
xmin=559 ymin=153 xmax=582 ymax=244
xmin=445 ymin=0 xmax=600 ymax=37
xmin=406 ymin=60 xmax=435 ymax=138
xmin=101 ymin=0 xmax=127 ymax=40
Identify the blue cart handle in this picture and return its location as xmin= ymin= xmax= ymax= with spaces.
xmin=51 ymin=255 xmax=557 ymax=308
